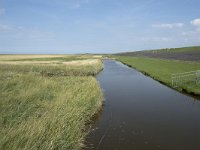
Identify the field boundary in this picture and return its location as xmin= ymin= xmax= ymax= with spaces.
xmin=171 ymin=70 xmax=200 ymax=87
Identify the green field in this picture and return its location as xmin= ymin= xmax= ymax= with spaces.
xmin=0 ymin=55 xmax=103 ymax=150
xmin=116 ymin=56 xmax=200 ymax=96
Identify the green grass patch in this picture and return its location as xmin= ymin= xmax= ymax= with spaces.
xmin=116 ymin=56 xmax=200 ymax=95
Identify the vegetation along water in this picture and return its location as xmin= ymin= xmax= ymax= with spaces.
xmin=0 ymin=55 xmax=103 ymax=150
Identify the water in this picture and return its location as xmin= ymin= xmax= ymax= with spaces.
xmin=85 ymin=60 xmax=200 ymax=150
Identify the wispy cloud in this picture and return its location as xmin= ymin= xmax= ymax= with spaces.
xmin=0 ymin=23 xmax=54 ymax=39
xmin=191 ymin=18 xmax=200 ymax=31
xmin=141 ymin=37 xmax=173 ymax=42
xmin=191 ymin=18 xmax=200 ymax=26
xmin=67 ymin=0 xmax=90 ymax=9
xmin=179 ymin=18 xmax=200 ymax=36
xmin=27 ymin=0 xmax=90 ymax=9
xmin=49 ymin=0 xmax=91 ymax=9
xmin=72 ymin=0 xmax=90 ymax=8
xmin=152 ymin=23 xmax=184 ymax=29
xmin=0 ymin=24 xmax=13 ymax=32
xmin=0 ymin=8 xmax=5 ymax=16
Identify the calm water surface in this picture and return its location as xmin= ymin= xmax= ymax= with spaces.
xmin=85 ymin=60 xmax=200 ymax=150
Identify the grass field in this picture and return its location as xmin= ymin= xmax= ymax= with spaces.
xmin=0 ymin=55 xmax=103 ymax=150
xmin=116 ymin=56 xmax=200 ymax=96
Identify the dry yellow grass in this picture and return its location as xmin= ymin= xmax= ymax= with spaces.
xmin=0 ymin=60 xmax=60 ymax=64
xmin=92 ymin=55 xmax=102 ymax=58
xmin=0 ymin=59 xmax=101 ymax=68
xmin=77 ymin=55 xmax=102 ymax=59
xmin=0 ymin=55 xmax=69 ymax=61
xmin=0 ymin=55 xmax=103 ymax=68
xmin=63 ymin=59 xmax=101 ymax=66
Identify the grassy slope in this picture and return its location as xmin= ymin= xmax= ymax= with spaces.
xmin=162 ymin=46 xmax=200 ymax=52
xmin=116 ymin=56 xmax=200 ymax=95
xmin=143 ymin=46 xmax=200 ymax=53
xmin=0 ymin=56 xmax=103 ymax=150
xmin=117 ymin=46 xmax=200 ymax=55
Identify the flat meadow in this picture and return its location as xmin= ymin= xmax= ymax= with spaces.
xmin=0 ymin=55 xmax=103 ymax=150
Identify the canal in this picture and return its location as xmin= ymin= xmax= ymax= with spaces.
xmin=85 ymin=60 xmax=200 ymax=150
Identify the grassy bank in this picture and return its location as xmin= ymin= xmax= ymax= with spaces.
xmin=116 ymin=56 xmax=200 ymax=96
xmin=0 ymin=55 xmax=103 ymax=150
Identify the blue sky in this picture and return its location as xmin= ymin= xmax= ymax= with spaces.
xmin=0 ymin=0 xmax=200 ymax=54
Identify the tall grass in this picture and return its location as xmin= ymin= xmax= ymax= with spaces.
xmin=0 ymin=58 xmax=103 ymax=150
xmin=0 ymin=60 xmax=103 ymax=76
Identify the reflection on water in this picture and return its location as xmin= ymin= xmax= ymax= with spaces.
xmin=85 ymin=60 xmax=200 ymax=150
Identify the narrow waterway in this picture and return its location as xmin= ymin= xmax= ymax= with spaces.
xmin=85 ymin=60 xmax=200 ymax=150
